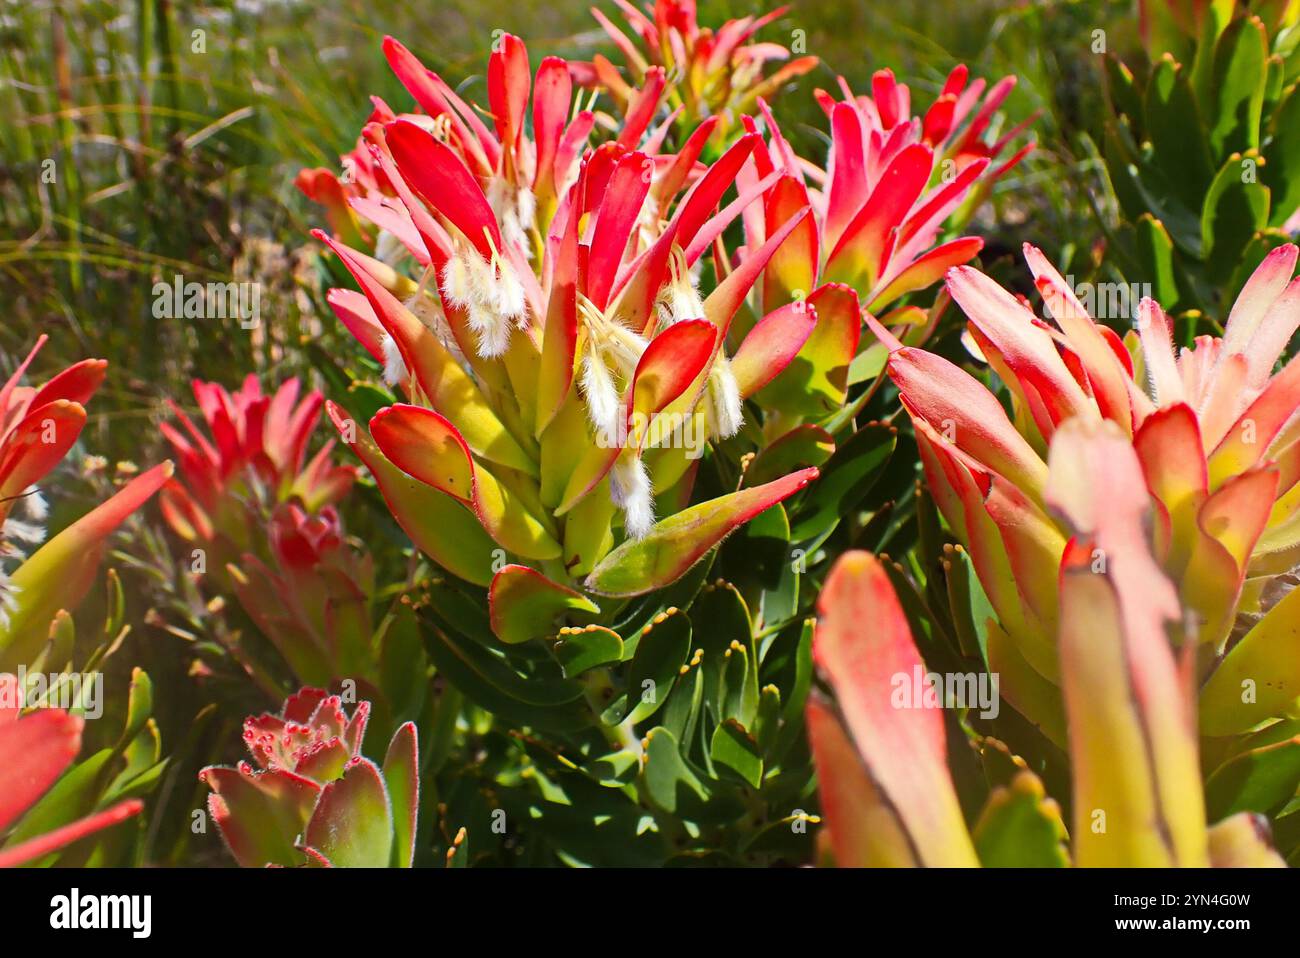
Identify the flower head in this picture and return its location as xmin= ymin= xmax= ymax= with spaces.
xmin=882 ymin=242 xmax=1300 ymax=741
xmin=160 ymin=376 xmax=356 ymax=556
xmin=581 ymin=1 xmax=818 ymax=140
xmin=308 ymin=33 xmax=823 ymax=609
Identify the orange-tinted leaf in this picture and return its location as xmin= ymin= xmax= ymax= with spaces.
xmin=809 ymin=551 xmax=979 ymax=866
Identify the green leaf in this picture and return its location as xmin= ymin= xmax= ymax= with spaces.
xmin=379 ymin=605 xmax=430 ymax=724
xmin=1107 ymin=119 xmax=1205 ymax=256
xmin=27 ymin=611 xmax=73 ymax=685
xmin=422 ymin=577 xmax=493 ymax=643
xmin=689 ymin=579 xmax=754 ymax=715
xmin=1145 ymin=56 xmax=1215 ymax=211
xmin=771 ymin=619 xmax=815 ymax=763
xmin=382 ymin=723 xmax=419 ymax=867
xmin=1263 ymin=82 xmax=1300 ymax=225
xmin=723 ymin=503 xmax=798 ymax=619
xmin=788 ymin=422 xmax=895 ymax=542
xmin=342 ymin=380 xmax=395 ymax=426
xmin=585 ymin=468 xmax=818 ymax=597
xmin=847 ymin=341 xmax=889 ymax=386
xmin=719 ymin=640 xmax=758 ymax=727
xmin=553 ymin=625 xmax=624 ymax=678
xmin=972 ymin=771 xmax=1070 ymax=868
xmin=1104 ymin=56 xmax=1143 ymax=137
xmin=488 ymin=564 xmax=598 ymax=644
xmin=753 ymin=685 xmax=782 ymax=754
xmin=1189 ymin=0 xmax=1237 ymax=106
xmin=1206 ymin=736 xmax=1300 ymax=819
xmin=640 ymin=727 xmax=711 ymax=817
xmin=1201 ymin=151 xmax=1270 ymax=280
xmin=305 ymin=757 xmax=394 ymax=868
xmin=115 ymin=668 xmax=152 ymax=754
xmin=1134 ymin=214 xmax=1181 ymax=310
xmin=582 ymin=747 xmax=642 ymax=787
xmin=1201 ymin=584 xmax=1300 ymax=735
xmin=945 ymin=546 xmax=995 ymax=662
xmin=102 ymin=569 xmax=125 ymax=642
xmin=419 ymin=619 xmax=591 ymax=732
xmin=112 ymin=716 xmax=161 ymax=791
xmin=710 ymin=719 xmax=763 ymax=788
xmin=1207 ymin=15 xmax=1267 ymax=158
xmin=660 ymin=657 xmax=705 ymax=749
xmin=1102 ymin=121 xmax=1150 ymax=226
xmin=743 ymin=425 xmax=835 ymax=489
xmin=608 ymin=607 xmax=692 ymax=725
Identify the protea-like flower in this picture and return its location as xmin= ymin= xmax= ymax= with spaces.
xmin=580 ymin=0 xmax=818 ymax=143
xmin=807 ymin=540 xmax=1286 ymax=867
xmin=159 ymin=376 xmax=356 ymax=573
xmin=159 ymin=377 xmax=377 ymax=696
xmin=746 ymin=64 xmax=1035 ymax=321
xmin=313 ymin=33 xmax=823 ymax=602
xmin=201 ymin=687 xmax=418 ymax=867
xmin=0 ymin=674 xmax=143 ymax=867
xmin=877 ymin=242 xmax=1300 ymax=749
xmin=0 ymin=340 xmax=171 ymax=669
xmin=226 ymin=503 xmax=377 ymax=691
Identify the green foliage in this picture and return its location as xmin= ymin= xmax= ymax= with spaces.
xmin=1099 ymin=8 xmax=1300 ymax=321
xmin=408 ymin=421 xmax=896 ymax=865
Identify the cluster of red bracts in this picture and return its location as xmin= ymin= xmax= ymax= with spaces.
xmin=297 ymin=27 xmax=1031 ymax=602
xmin=158 ymin=378 xmax=375 ymax=695
xmin=159 ymin=375 xmax=355 ymax=551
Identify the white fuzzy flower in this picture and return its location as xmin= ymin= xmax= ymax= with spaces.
xmin=576 ymin=295 xmax=648 ymax=442
xmin=380 ymin=333 xmax=409 ymax=387
xmin=610 ymin=454 xmax=655 ymax=540
xmin=487 ymin=179 xmax=537 ymax=255
xmin=581 ymin=342 xmax=623 ymax=442
xmin=654 ymin=246 xmax=706 ymax=329
xmin=439 ymin=238 xmax=527 ymax=359
xmin=706 ymin=355 xmax=744 ymax=439
xmin=20 ymin=487 xmax=47 ymax=522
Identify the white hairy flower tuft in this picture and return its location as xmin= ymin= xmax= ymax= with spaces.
xmin=707 ymin=355 xmax=744 ymax=439
xmin=380 ymin=333 xmax=409 ymax=386
xmin=654 ymin=246 xmax=706 ymax=329
xmin=610 ymin=455 xmax=655 ymax=540
xmin=439 ymin=236 xmax=528 ymax=359
xmin=581 ymin=343 xmax=622 ymax=441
